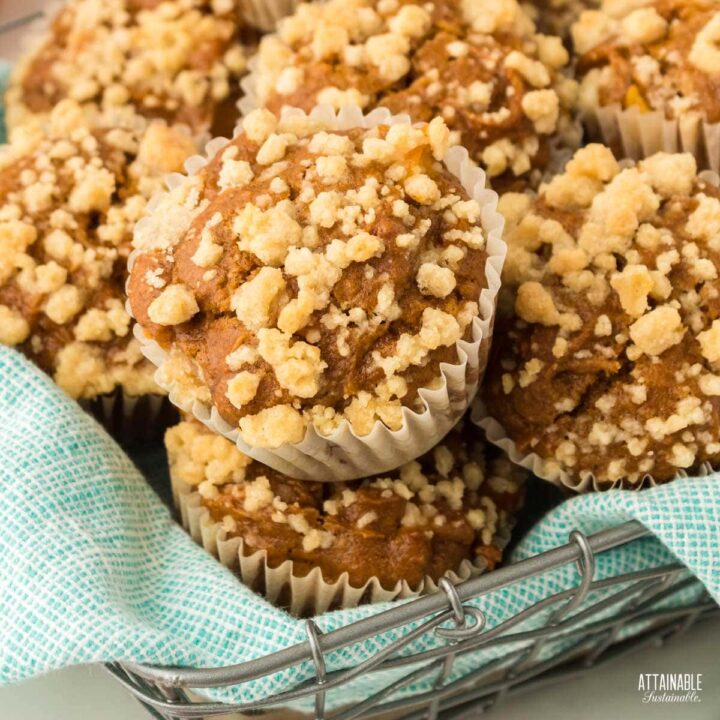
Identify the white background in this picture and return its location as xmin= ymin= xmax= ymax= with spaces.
xmin=1 ymin=2 xmax=719 ymax=718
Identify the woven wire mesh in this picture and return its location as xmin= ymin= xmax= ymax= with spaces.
xmin=106 ymin=521 xmax=718 ymax=720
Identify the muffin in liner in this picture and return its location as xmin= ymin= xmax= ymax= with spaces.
xmin=574 ymin=1 xmax=720 ymax=173
xmin=237 ymin=0 xmax=583 ymax=194
xmin=475 ymin=144 xmax=720 ymax=492
xmin=4 ymin=0 xmax=249 ymax=140
xmin=128 ymin=104 xmax=506 ymax=480
xmin=0 ymin=98 xmax=201 ymax=442
xmin=167 ymin=419 xmax=524 ymax=616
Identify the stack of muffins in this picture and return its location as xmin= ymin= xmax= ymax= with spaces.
xmin=2 ymin=0 xmax=719 ymax=614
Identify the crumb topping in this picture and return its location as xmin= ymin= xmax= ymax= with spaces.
xmin=487 ymin=145 xmax=720 ymax=484
xmin=6 ymin=0 xmax=248 ymax=137
xmin=253 ymin=0 xmax=579 ymax=189
xmin=166 ymin=418 xmax=525 ymax=587
xmin=574 ymin=0 xmax=720 ymax=123
xmin=0 ymin=100 xmax=196 ymax=398
xmin=129 ymin=112 xmax=491 ymax=448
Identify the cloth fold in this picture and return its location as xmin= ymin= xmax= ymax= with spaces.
xmin=0 ymin=346 xmax=717 ymax=708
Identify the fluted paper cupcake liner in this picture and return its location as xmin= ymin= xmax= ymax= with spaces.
xmin=473 ymin=168 xmax=720 ymax=493
xmin=238 ymin=0 xmax=300 ymax=32
xmin=171 ymin=470 xmax=513 ymax=616
xmin=473 ymin=400 xmax=716 ymax=493
xmin=81 ymin=389 xmax=176 ymax=444
xmin=237 ymin=52 xmax=262 ymax=117
xmin=584 ymin=105 xmax=720 ymax=173
xmin=129 ymin=104 xmax=506 ymax=481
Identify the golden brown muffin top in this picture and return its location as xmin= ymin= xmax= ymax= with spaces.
xmin=128 ymin=110 xmax=493 ymax=448
xmin=484 ymin=144 xmax=720 ymax=486
xmin=252 ymin=0 xmax=579 ymax=190
xmin=574 ymin=0 xmax=720 ymax=123
xmin=0 ymin=100 xmax=197 ymax=399
xmin=5 ymin=0 xmax=248 ymax=138
xmin=166 ymin=418 xmax=525 ymax=588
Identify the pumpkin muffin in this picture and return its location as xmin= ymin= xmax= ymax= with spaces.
xmin=5 ymin=0 xmax=249 ymax=139
xmin=249 ymin=0 xmax=579 ymax=190
xmin=0 ymin=100 xmax=197 ymax=406
xmin=574 ymin=0 xmax=720 ymax=165
xmin=166 ymin=417 xmax=525 ymax=596
xmin=484 ymin=144 xmax=720 ymax=486
xmin=128 ymin=108 xmax=502 ymax=455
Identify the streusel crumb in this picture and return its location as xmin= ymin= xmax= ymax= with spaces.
xmin=486 ymin=145 xmax=720 ymax=485
xmin=252 ymin=0 xmax=579 ymax=190
xmin=575 ymin=0 xmax=720 ymax=123
xmin=129 ymin=111 xmax=492 ymax=448
xmin=5 ymin=0 xmax=248 ymax=138
xmin=167 ymin=417 xmax=525 ymax=588
xmin=0 ymin=100 xmax=196 ymax=399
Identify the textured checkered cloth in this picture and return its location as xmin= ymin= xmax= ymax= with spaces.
xmin=0 ymin=58 xmax=718 ymax=706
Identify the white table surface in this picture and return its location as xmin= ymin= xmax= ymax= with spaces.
xmin=1 ymin=617 xmax=719 ymax=718
xmin=1 ymin=3 xmax=719 ymax=719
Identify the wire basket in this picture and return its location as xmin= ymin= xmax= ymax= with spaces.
xmin=107 ymin=520 xmax=718 ymax=720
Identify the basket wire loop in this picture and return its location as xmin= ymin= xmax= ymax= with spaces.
xmin=305 ymin=619 xmax=327 ymax=720
xmin=435 ymin=578 xmax=486 ymax=641
xmin=427 ymin=578 xmax=484 ymax=720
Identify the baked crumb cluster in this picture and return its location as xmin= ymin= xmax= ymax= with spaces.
xmin=574 ymin=0 xmax=720 ymax=123
xmin=0 ymin=100 xmax=197 ymax=399
xmin=129 ymin=111 xmax=491 ymax=448
xmin=253 ymin=0 xmax=579 ymax=189
xmin=166 ymin=418 xmax=524 ymax=587
xmin=485 ymin=145 xmax=720 ymax=484
xmin=6 ymin=0 xmax=248 ymax=138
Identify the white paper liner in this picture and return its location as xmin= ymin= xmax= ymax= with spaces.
xmin=238 ymin=0 xmax=300 ymax=32
xmin=584 ymin=104 xmax=720 ymax=173
xmin=238 ymin=52 xmax=262 ymax=118
xmin=171 ymin=470 xmax=513 ymax=616
xmin=471 ymin=170 xmax=720 ymax=493
xmin=473 ymin=400 xmax=717 ymax=494
xmin=128 ymin=104 xmax=506 ymax=481
xmin=80 ymin=389 xmax=174 ymax=443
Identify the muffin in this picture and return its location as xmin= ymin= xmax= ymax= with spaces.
xmin=245 ymin=0 xmax=579 ymax=191
xmin=5 ymin=0 xmax=249 ymax=139
xmin=127 ymin=106 xmax=505 ymax=479
xmin=166 ymin=417 xmax=525 ymax=614
xmin=481 ymin=144 xmax=720 ymax=489
xmin=0 ymin=100 xmax=197 ymax=437
xmin=573 ymin=0 xmax=720 ymax=170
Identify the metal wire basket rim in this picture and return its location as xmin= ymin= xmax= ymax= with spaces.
xmin=119 ymin=521 xmax=649 ymax=688
xmin=108 ymin=601 xmax=717 ymax=719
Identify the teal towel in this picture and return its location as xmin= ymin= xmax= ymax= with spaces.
xmin=0 ymin=345 xmax=717 ymax=706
